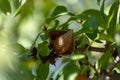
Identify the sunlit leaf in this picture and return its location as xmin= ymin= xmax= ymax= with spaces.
xmin=13 ymin=0 xmax=27 ymax=16
xmin=97 ymin=33 xmax=114 ymax=42
xmin=51 ymin=6 xmax=67 ymax=17
xmin=71 ymin=54 xmax=85 ymax=60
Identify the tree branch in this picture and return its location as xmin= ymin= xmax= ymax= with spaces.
xmin=99 ymin=55 xmax=120 ymax=80
xmin=76 ymin=46 xmax=105 ymax=53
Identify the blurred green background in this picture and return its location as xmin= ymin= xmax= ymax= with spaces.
xmin=0 ymin=0 xmax=115 ymax=80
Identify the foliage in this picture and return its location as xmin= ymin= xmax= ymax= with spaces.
xmin=0 ymin=0 xmax=120 ymax=80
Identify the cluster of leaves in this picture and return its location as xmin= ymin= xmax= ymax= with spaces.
xmin=33 ymin=0 xmax=120 ymax=80
xmin=0 ymin=0 xmax=120 ymax=80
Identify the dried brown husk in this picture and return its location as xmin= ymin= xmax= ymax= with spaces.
xmin=49 ymin=29 xmax=74 ymax=55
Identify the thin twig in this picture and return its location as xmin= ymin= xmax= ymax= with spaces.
xmin=106 ymin=55 xmax=120 ymax=73
xmin=30 ymin=32 xmax=42 ymax=51
xmin=99 ymin=55 xmax=120 ymax=80
xmin=76 ymin=47 xmax=105 ymax=53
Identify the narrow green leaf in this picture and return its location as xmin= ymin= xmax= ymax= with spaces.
xmin=36 ymin=62 xmax=49 ymax=80
xmin=100 ymin=0 xmax=105 ymax=17
xmin=13 ymin=0 xmax=27 ymax=16
xmin=107 ymin=1 xmax=119 ymax=36
xmin=53 ymin=20 xmax=60 ymax=29
xmin=0 ymin=0 xmax=11 ymax=14
xmin=98 ymin=50 xmax=112 ymax=70
xmin=51 ymin=6 xmax=67 ymax=17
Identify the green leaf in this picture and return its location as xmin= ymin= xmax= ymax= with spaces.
xmin=80 ymin=65 xmax=90 ymax=75
xmin=86 ymin=31 xmax=97 ymax=40
xmin=71 ymin=54 xmax=85 ymax=61
xmin=19 ymin=0 xmax=34 ymax=18
xmin=114 ymin=62 xmax=120 ymax=73
xmin=13 ymin=0 xmax=27 ymax=16
xmin=12 ymin=43 xmax=26 ymax=54
xmin=53 ymin=20 xmax=60 ymax=30
xmin=81 ymin=16 xmax=99 ymax=40
xmin=75 ymin=34 xmax=89 ymax=47
xmin=86 ymin=52 xmax=94 ymax=64
xmin=36 ymin=62 xmax=49 ymax=80
xmin=97 ymin=33 xmax=114 ymax=42
xmin=0 ymin=0 xmax=11 ymax=14
xmin=74 ymin=16 xmax=99 ymax=37
xmin=117 ymin=46 xmax=120 ymax=55
xmin=37 ymin=42 xmax=50 ymax=56
xmin=100 ymin=0 xmax=105 ymax=17
xmin=107 ymin=1 xmax=119 ymax=36
xmin=42 ymin=0 xmax=56 ymax=18
xmin=98 ymin=50 xmax=112 ymax=70
xmin=60 ymin=22 xmax=69 ymax=30
xmin=77 ymin=9 xmax=107 ymax=29
xmin=40 ymin=34 xmax=46 ymax=41
xmin=74 ymin=28 xmax=90 ymax=37
xmin=116 ymin=24 xmax=120 ymax=33
xmin=83 ymin=16 xmax=99 ymax=29
xmin=51 ymin=6 xmax=67 ymax=17
xmin=60 ymin=61 xmax=80 ymax=80
xmin=46 ymin=7 xmax=73 ymax=24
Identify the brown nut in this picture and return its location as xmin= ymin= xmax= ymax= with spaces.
xmin=49 ymin=29 xmax=74 ymax=55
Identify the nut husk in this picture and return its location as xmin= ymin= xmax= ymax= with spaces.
xmin=49 ymin=29 xmax=74 ymax=55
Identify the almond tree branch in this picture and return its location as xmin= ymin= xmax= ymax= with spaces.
xmin=76 ymin=46 xmax=105 ymax=53
xmin=99 ymin=55 xmax=120 ymax=80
